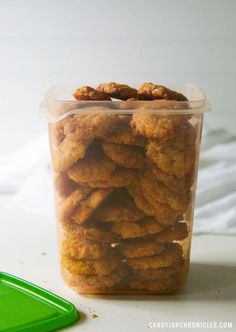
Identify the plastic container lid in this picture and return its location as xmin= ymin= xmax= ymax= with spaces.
xmin=41 ymin=82 xmax=211 ymax=123
xmin=0 ymin=272 xmax=79 ymax=332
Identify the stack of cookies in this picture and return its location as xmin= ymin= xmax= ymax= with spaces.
xmin=50 ymin=82 xmax=197 ymax=294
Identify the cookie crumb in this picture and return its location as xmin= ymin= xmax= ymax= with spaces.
xmin=91 ymin=313 xmax=98 ymax=319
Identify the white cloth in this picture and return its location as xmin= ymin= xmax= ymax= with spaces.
xmin=1 ymin=128 xmax=236 ymax=234
xmin=194 ymin=127 xmax=236 ymax=233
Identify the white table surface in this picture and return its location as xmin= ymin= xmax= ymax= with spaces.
xmin=0 ymin=197 xmax=236 ymax=332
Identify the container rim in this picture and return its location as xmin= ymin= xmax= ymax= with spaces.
xmin=41 ymin=83 xmax=211 ymax=123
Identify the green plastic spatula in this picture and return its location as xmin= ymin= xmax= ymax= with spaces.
xmin=0 ymin=272 xmax=79 ymax=332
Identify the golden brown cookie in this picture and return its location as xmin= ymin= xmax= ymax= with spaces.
xmin=67 ymin=150 xmax=116 ymax=183
xmin=78 ymin=168 xmax=138 ymax=189
xmin=52 ymin=138 xmax=90 ymax=172
xmin=65 ymin=223 xmax=120 ymax=243
xmin=73 ymin=86 xmax=112 ymax=101
xmin=127 ymin=273 xmax=183 ymax=292
xmin=137 ymin=82 xmax=188 ymax=101
xmin=102 ymin=141 xmax=146 ymax=170
xmin=127 ymin=180 xmax=180 ymax=225
xmin=126 ymin=243 xmax=183 ymax=270
xmin=148 ymin=160 xmax=193 ymax=192
xmin=140 ymin=171 xmax=191 ymax=213
xmin=103 ymin=122 xmax=146 ymax=147
xmin=97 ymin=82 xmax=138 ymax=100
xmin=128 ymin=180 xmax=160 ymax=216
xmin=152 ymin=222 xmax=188 ymax=243
xmin=58 ymin=187 xmax=92 ymax=223
xmin=134 ymin=259 xmax=185 ymax=280
xmin=50 ymin=117 xmax=69 ymax=146
xmin=71 ymin=189 xmax=112 ymax=224
xmin=146 ymin=140 xmax=195 ymax=179
xmin=120 ymin=239 xmax=165 ymax=258
xmin=62 ymin=235 xmax=109 ymax=260
xmin=95 ymin=190 xmax=145 ymax=223
xmin=69 ymin=265 xmax=129 ymax=291
xmin=54 ymin=172 xmax=77 ymax=197
xmin=146 ymin=123 xmax=196 ymax=178
xmin=61 ymin=254 xmax=120 ymax=275
xmin=131 ymin=113 xmax=187 ymax=142
xmin=64 ymin=111 xmax=125 ymax=143
xmin=111 ymin=218 xmax=165 ymax=239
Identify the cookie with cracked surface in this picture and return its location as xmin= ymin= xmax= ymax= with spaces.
xmin=120 ymin=239 xmax=165 ymax=258
xmin=103 ymin=123 xmax=146 ymax=147
xmin=111 ymin=217 xmax=165 ymax=239
xmin=137 ymin=82 xmax=188 ymax=101
xmin=127 ymin=180 xmax=180 ymax=225
xmin=58 ymin=187 xmax=92 ymax=223
xmin=69 ymin=265 xmax=129 ymax=292
xmin=134 ymin=259 xmax=185 ymax=280
xmin=52 ymin=138 xmax=90 ymax=172
xmin=127 ymin=273 xmax=183 ymax=293
xmin=78 ymin=168 xmax=138 ymax=189
xmin=67 ymin=150 xmax=116 ymax=183
xmin=140 ymin=171 xmax=191 ymax=213
xmin=146 ymin=123 xmax=196 ymax=178
xmin=131 ymin=112 xmax=189 ymax=142
xmin=71 ymin=188 xmax=112 ymax=224
xmin=102 ymin=141 xmax=146 ymax=170
xmin=151 ymin=222 xmax=188 ymax=243
xmin=95 ymin=189 xmax=145 ymax=223
xmin=62 ymin=236 xmax=109 ymax=260
xmin=64 ymin=111 xmax=124 ymax=143
xmin=148 ymin=160 xmax=193 ymax=192
xmin=97 ymin=82 xmax=138 ymax=100
xmin=64 ymin=222 xmax=120 ymax=243
xmin=126 ymin=243 xmax=183 ymax=270
xmin=61 ymin=254 xmax=120 ymax=275
xmin=73 ymin=86 xmax=112 ymax=101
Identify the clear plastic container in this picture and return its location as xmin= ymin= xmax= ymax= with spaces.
xmin=43 ymin=83 xmax=210 ymax=294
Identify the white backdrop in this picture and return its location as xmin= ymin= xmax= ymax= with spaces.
xmin=0 ymin=0 xmax=235 ymax=157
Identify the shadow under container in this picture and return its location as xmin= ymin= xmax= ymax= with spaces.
xmin=43 ymin=83 xmax=210 ymax=294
